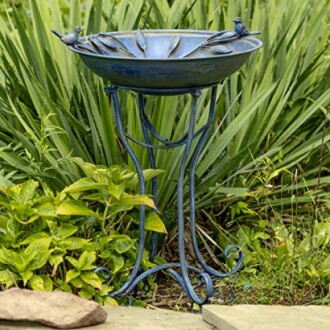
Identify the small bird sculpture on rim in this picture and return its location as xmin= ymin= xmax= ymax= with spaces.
xmin=51 ymin=26 xmax=82 ymax=45
xmin=233 ymin=17 xmax=261 ymax=38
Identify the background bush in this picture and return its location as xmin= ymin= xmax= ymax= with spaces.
xmin=0 ymin=161 xmax=164 ymax=304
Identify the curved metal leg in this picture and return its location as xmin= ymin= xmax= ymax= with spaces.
xmin=105 ymin=88 xmax=147 ymax=296
xmin=189 ymin=86 xmax=244 ymax=278
xmin=176 ymin=90 xmax=213 ymax=304
xmin=137 ymin=93 xmax=158 ymax=261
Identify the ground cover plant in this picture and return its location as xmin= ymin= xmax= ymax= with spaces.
xmin=0 ymin=0 xmax=329 ymax=309
xmin=0 ymin=161 xmax=164 ymax=305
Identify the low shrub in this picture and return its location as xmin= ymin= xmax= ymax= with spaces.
xmin=0 ymin=160 xmax=165 ymax=305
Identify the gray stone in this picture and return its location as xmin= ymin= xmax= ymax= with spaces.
xmin=202 ymin=304 xmax=330 ymax=330
xmin=0 ymin=306 xmax=214 ymax=330
xmin=95 ymin=306 xmax=214 ymax=330
xmin=0 ymin=288 xmax=107 ymax=329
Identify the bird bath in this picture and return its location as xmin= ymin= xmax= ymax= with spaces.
xmin=55 ymin=22 xmax=262 ymax=306
xmin=67 ymin=29 xmax=262 ymax=91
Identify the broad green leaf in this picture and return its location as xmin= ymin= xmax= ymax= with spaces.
xmin=320 ymin=256 xmax=330 ymax=276
xmin=82 ymin=193 xmax=107 ymax=203
xmin=81 ymin=272 xmax=103 ymax=289
xmin=35 ymin=202 xmax=57 ymax=218
xmin=56 ymin=200 xmax=97 ymax=217
xmin=66 ymin=256 xmax=80 ymax=270
xmin=0 ymin=270 xmax=19 ymax=288
xmin=7 ymin=218 xmax=22 ymax=241
xmin=103 ymin=297 xmax=119 ymax=306
xmin=70 ymin=158 xmax=103 ymax=178
xmin=306 ymin=265 xmax=320 ymax=279
xmin=59 ymin=237 xmax=92 ymax=250
xmin=18 ymin=214 xmax=40 ymax=225
xmin=297 ymin=235 xmax=312 ymax=254
xmin=100 ymin=250 xmax=111 ymax=259
xmin=25 ymin=249 xmax=52 ymax=272
xmin=98 ymin=235 xmax=117 ymax=247
xmin=111 ymin=238 xmax=136 ymax=254
xmin=107 ymin=204 xmax=134 ymax=217
xmin=77 ymin=251 xmax=96 ymax=271
xmin=99 ymin=284 xmax=114 ymax=296
xmin=56 ymin=282 xmax=72 ymax=293
xmin=253 ymin=232 xmax=270 ymax=240
xmin=49 ymin=254 xmax=64 ymax=276
xmin=145 ymin=212 xmax=167 ymax=234
xmin=128 ymin=169 xmax=165 ymax=187
xmin=29 ymin=275 xmax=53 ymax=291
xmin=0 ymin=215 xmax=8 ymax=235
xmin=24 ymin=238 xmax=52 ymax=256
xmin=113 ymin=169 xmax=136 ymax=183
xmin=20 ymin=233 xmax=50 ymax=245
xmin=108 ymin=234 xmax=131 ymax=240
xmin=78 ymin=286 xmax=95 ymax=300
xmin=21 ymin=270 xmax=33 ymax=286
xmin=108 ymin=183 xmax=125 ymax=200
xmin=70 ymin=277 xmax=84 ymax=289
xmin=56 ymin=224 xmax=78 ymax=240
xmin=0 ymin=201 xmax=10 ymax=212
xmin=66 ymin=269 xmax=81 ymax=283
xmin=18 ymin=180 xmax=39 ymax=203
xmin=119 ymin=193 xmax=156 ymax=209
xmin=109 ymin=253 xmax=125 ymax=273
xmin=62 ymin=178 xmax=107 ymax=194
xmin=0 ymin=247 xmax=25 ymax=272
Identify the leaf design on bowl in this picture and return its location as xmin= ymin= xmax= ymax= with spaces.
xmin=206 ymin=30 xmax=237 ymax=42
xmin=73 ymin=42 xmax=98 ymax=54
xmin=167 ymin=35 xmax=181 ymax=58
xmin=206 ymin=45 xmax=233 ymax=54
xmin=98 ymin=37 xmax=135 ymax=57
xmin=90 ymin=38 xmax=110 ymax=55
xmin=136 ymin=29 xmax=147 ymax=56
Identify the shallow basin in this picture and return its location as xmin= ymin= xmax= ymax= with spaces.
xmin=68 ymin=29 xmax=262 ymax=90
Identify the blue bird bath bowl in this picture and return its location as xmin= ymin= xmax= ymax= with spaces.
xmin=68 ymin=29 xmax=262 ymax=91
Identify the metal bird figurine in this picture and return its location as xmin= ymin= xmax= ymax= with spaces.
xmin=233 ymin=17 xmax=260 ymax=38
xmin=51 ymin=26 xmax=82 ymax=45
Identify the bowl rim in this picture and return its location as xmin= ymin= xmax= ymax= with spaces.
xmin=67 ymin=28 xmax=263 ymax=62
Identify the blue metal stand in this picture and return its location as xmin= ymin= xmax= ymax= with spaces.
xmin=102 ymin=85 xmax=243 ymax=305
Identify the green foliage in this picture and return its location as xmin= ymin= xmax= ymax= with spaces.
xmin=200 ymin=164 xmax=330 ymax=304
xmin=234 ymin=217 xmax=330 ymax=304
xmin=0 ymin=0 xmax=328 ymax=219
xmin=0 ymin=162 xmax=164 ymax=304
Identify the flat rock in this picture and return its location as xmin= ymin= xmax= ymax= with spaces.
xmin=0 ymin=288 xmax=107 ymax=329
xmin=202 ymin=304 xmax=330 ymax=330
xmin=0 ymin=306 xmax=214 ymax=330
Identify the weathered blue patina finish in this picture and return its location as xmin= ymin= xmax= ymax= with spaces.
xmin=66 ymin=29 xmax=262 ymax=89
xmin=54 ymin=23 xmax=262 ymax=306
